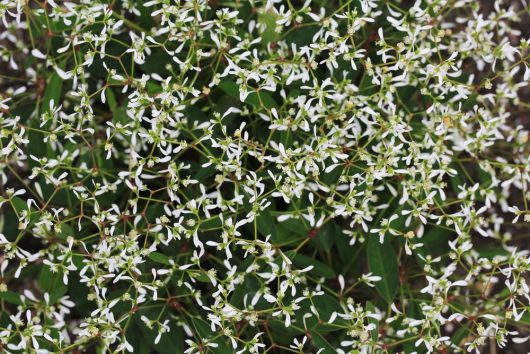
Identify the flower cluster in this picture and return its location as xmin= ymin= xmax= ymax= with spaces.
xmin=0 ymin=0 xmax=530 ymax=353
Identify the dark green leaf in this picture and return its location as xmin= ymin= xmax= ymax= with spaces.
xmin=106 ymin=87 xmax=118 ymax=113
xmin=38 ymin=266 xmax=67 ymax=302
xmin=42 ymin=71 xmax=63 ymax=114
xmin=286 ymin=251 xmax=335 ymax=278
xmin=310 ymin=330 xmax=335 ymax=353
xmin=365 ymin=301 xmax=379 ymax=341
xmin=367 ymin=235 xmax=399 ymax=303
xmin=148 ymin=252 xmax=171 ymax=265
xmin=191 ymin=317 xmax=231 ymax=353
xmin=0 ymin=291 xmax=23 ymax=305
xmin=256 ymin=209 xmax=279 ymax=242
xmin=10 ymin=197 xmax=29 ymax=214
xmin=219 ymin=81 xmax=278 ymax=109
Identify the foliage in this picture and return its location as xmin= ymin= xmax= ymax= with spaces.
xmin=1 ymin=0 xmax=530 ymax=353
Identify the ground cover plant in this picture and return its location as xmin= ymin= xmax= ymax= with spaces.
xmin=1 ymin=0 xmax=530 ymax=353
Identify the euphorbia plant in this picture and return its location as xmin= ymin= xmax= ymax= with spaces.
xmin=0 ymin=0 xmax=530 ymax=353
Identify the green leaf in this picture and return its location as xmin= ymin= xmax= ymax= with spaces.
xmin=311 ymin=222 xmax=337 ymax=252
xmin=148 ymin=252 xmax=171 ymax=265
xmin=42 ymin=71 xmax=63 ymax=114
xmin=276 ymin=217 xmax=307 ymax=238
xmin=0 ymin=291 xmax=23 ymax=305
xmin=477 ymin=165 xmax=492 ymax=187
xmin=476 ymin=246 xmax=510 ymax=259
xmin=421 ymin=225 xmax=450 ymax=256
xmin=285 ymin=251 xmax=335 ymax=278
xmin=11 ymin=197 xmax=29 ymax=214
xmin=305 ymin=294 xmax=345 ymax=330
xmin=337 ymin=231 xmax=362 ymax=273
xmin=38 ymin=266 xmax=67 ymax=302
xmin=198 ymin=214 xmax=223 ymax=230
xmin=146 ymin=81 xmax=162 ymax=95
xmin=191 ymin=317 xmax=231 ymax=353
xmin=136 ymin=319 xmax=183 ymax=354
xmin=106 ymin=87 xmax=118 ymax=113
xmin=310 ymin=330 xmax=335 ymax=353
xmin=451 ymin=323 xmax=471 ymax=347
xmin=113 ymin=106 xmax=129 ymax=125
xmin=28 ymin=68 xmax=65 ymax=167
xmin=269 ymin=318 xmax=304 ymax=337
xmin=365 ymin=301 xmax=379 ymax=341
xmin=367 ymin=235 xmax=399 ymax=303
xmin=449 ymin=162 xmax=465 ymax=194
xmin=38 ymin=266 xmax=53 ymax=291
xmin=256 ymin=209 xmax=279 ymax=242
xmin=155 ymin=323 xmax=184 ymax=353
xmin=219 ymin=81 xmax=278 ymax=109
xmin=258 ymin=10 xmax=280 ymax=44
xmin=56 ymin=223 xmax=74 ymax=240
xmin=229 ymin=274 xmax=259 ymax=307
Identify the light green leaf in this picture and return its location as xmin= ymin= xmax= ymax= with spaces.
xmin=258 ymin=10 xmax=280 ymax=44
